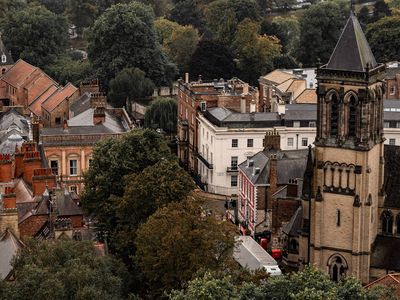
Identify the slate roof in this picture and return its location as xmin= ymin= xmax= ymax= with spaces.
xmin=386 ymin=66 xmax=400 ymax=79
xmin=326 ymin=12 xmax=377 ymax=72
xmin=69 ymin=92 xmax=91 ymax=117
xmin=282 ymin=206 xmax=302 ymax=236
xmin=239 ymin=149 xmax=308 ymax=186
xmin=0 ymin=108 xmax=29 ymax=154
xmin=371 ymin=235 xmax=400 ymax=271
xmin=383 ymin=145 xmax=400 ymax=208
xmin=0 ymin=229 xmax=23 ymax=280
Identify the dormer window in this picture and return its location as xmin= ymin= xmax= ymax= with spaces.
xmin=1 ymin=54 xmax=6 ymax=63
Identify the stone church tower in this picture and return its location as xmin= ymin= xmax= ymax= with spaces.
xmin=305 ymin=12 xmax=386 ymax=284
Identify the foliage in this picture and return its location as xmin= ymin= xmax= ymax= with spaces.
xmin=366 ymin=16 xmax=400 ymax=62
xmin=169 ymin=0 xmax=206 ymax=32
xmin=65 ymin=0 xmax=99 ymax=35
xmin=34 ymin=0 xmax=66 ymax=14
xmin=170 ymin=266 xmax=391 ymax=300
xmin=205 ymin=0 xmax=261 ymax=44
xmin=155 ymin=18 xmax=199 ymax=73
xmin=45 ymin=55 xmax=93 ymax=86
xmin=3 ymin=239 xmax=130 ymax=300
xmin=234 ymin=19 xmax=282 ymax=85
xmin=372 ymin=0 xmax=391 ymax=22
xmin=144 ymin=97 xmax=178 ymax=132
xmin=189 ymin=40 xmax=237 ymax=81
xmin=87 ymin=2 xmax=177 ymax=88
xmin=270 ymin=16 xmax=300 ymax=55
xmin=296 ymin=0 xmax=349 ymax=67
xmin=108 ymin=67 xmax=155 ymax=107
xmin=358 ymin=6 xmax=372 ymax=27
xmin=81 ymin=129 xmax=172 ymax=232
xmin=135 ymin=198 xmax=236 ymax=295
xmin=139 ymin=0 xmax=172 ymax=17
xmin=1 ymin=5 xmax=68 ymax=69
xmin=112 ymin=160 xmax=195 ymax=263
xmin=0 ymin=0 xmax=26 ymax=18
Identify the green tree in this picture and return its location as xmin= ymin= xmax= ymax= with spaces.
xmin=35 ymin=0 xmax=66 ymax=14
xmin=0 ymin=0 xmax=26 ymax=18
xmin=113 ymin=160 xmax=195 ymax=262
xmin=139 ymin=0 xmax=172 ymax=16
xmin=135 ymin=199 xmax=236 ymax=296
xmin=3 ymin=239 xmax=130 ymax=300
xmin=358 ymin=5 xmax=372 ymax=27
xmin=169 ymin=0 xmax=207 ymax=32
xmin=81 ymin=129 xmax=172 ymax=233
xmin=144 ymin=98 xmax=178 ymax=133
xmin=372 ymin=0 xmax=391 ymax=22
xmin=189 ymin=40 xmax=237 ymax=81
xmin=296 ymin=0 xmax=349 ymax=66
xmin=234 ymin=19 xmax=282 ymax=85
xmin=366 ymin=16 xmax=400 ymax=62
xmin=155 ymin=18 xmax=199 ymax=73
xmin=1 ymin=5 xmax=68 ymax=69
xmin=108 ymin=68 xmax=155 ymax=107
xmin=45 ymin=55 xmax=93 ymax=86
xmin=65 ymin=0 xmax=99 ymax=35
xmin=87 ymin=2 xmax=177 ymax=88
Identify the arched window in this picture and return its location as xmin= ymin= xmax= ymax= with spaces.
xmin=381 ymin=210 xmax=393 ymax=235
xmin=331 ymin=94 xmax=339 ymax=137
xmin=348 ymin=96 xmax=357 ymax=137
xmin=328 ymin=255 xmax=347 ymax=282
xmin=396 ymin=214 xmax=400 ymax=235
xmin=1 ymin=54 xmax=6 ymax=63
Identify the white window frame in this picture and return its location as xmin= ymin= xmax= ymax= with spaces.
xmin=1 ymin=55 xmax=6 ymax=63
xmin=287 ymin=137 xmax=294 ymax=147
xmin=302 ymin=138 xmax=308 ymax=147
xmin=293 ymin=121 xmax=300 ymax=128
xmin=232 ymin=139 xmax=238 ymax=148
xmin=69 ymin=159 xmax=78 ymax=176
xmin=389 ymin=138 xmax=396 ymax=145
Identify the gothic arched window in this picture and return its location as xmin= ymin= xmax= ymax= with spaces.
xmin=331 ymin=94 xmax=339 ymax=137
xmin=381 ymin=210 xmax=393 ymax=235
xmin=348 ymin=95 xmax=357 ymax=137
xmin=328 ymin=255 xmax=347 ymax=282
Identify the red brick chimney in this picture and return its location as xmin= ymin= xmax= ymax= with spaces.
xmin=263 ymin=129 xmax=281 ymax=151
xmin=93 ymin=107 xmax=105 ymax=125
xmin=14 ymin=145 xmax=24 ymax=178
xmin=269 ymin=154 xmax=278 ymax=194
xmin=32 ymin=168 xmax=56 ymax=196
xmin=3 ymin=187 xmax=16 ymax=209
xmin=0 ymin=154 xmax=13 ymax=182
xmin=23 ymin=151 xmax=42 ymax=185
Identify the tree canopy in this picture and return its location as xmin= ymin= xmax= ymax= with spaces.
xmin=108 ymin=67 xmax=155 ymax=107
xmin=87 ymin=2 xmax=177 ymax=88
xmin=2 ymin=239 xmax=130 ymax=300
xmin=1 ymin=4 xmax=68 ymax=69
xmin=366 ymin=16 xmax=400 ymax=62
xmin=135 ymin=198 xmax=236 ymax=296
xmin=296 ymin=0 xmax=349 ymax=66
xmin=144 ymin=97 xmax=178 ymax=133
xmin=65 ymin=0 xmax=99 ymax=34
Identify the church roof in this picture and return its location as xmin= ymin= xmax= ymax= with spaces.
xmin=326 ymin=12 xmax=377 ymax=72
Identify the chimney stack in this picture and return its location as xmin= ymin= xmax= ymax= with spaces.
xmin=185 ymin=73 xmax=189 ymax=84
xmin=240 ymin=96 xmax=246 ymax=113
xmin=263 ymin=129 xmax=281 ymax=151
xmin=93 ymin=107 xmax=106 ymax=125
xmin=3 ymin=187 xmax=16 ymax=209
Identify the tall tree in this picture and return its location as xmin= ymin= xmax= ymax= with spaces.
xmin=372 ymin=0 xmax=391 ymax=22
xmin=155 ymin=18 xmax=199 ymax=73
xmin=65 ymin=0 xmax=99 ymax=35
xmin=189 ymin=40 xmax=237 ymax=81
xmin=234 ymin=19 xmax=281 ymax=85
xmin=1 ymin=5 xmax=68 ymax=69
xmin=81 ymin=129 xmax=173 ymax=232
xmin=87 ymin=2 xmax=177 ymax=88
xmin=3 ymin=239 xmax=130 ymax=300
xmin=144 ymin=98 xmax=178 ymax=133
xmin=108 ymin=68 xmax=155 ymax=107
xmin=366 ymin=16 xmax=400 ymax=62
xmin=35 ymin=0 xmax=66 ymax=14
xmin=46 ymin=55 xmax=93 ymax=86
xmin=169 ymin=0 xmax=207 ymax=32
xmin=135 ymin=199 xmax=236 ymax=296
xmin=296 ymin=0 xmax=349 ymax=67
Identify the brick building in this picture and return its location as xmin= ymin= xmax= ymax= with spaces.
xmin=177 ymin=74 xmax=259 ymax=172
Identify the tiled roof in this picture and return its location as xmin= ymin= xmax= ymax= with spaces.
xmin=1 ymin=59 xmax=37 ymax=87
xmin=41 ymin=83 xmax=78 ymax=112
xmin=287 ymin=79 xmax=306 ymax=99
xmin=326 ymin=12 xmax=377 ymax=72
xmin=262 ymin=69 xmax=296 ymax=85
xmin=25 ymin=73 xmax=57 ymax=105
xmin=295 ymin=89 xmax=317 ymax=104
xmin=29 ymin=85 xmax=58 ymax=116
xmin=365 ymin=273 xmax=400 ymax=298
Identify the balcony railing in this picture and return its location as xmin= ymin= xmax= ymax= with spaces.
xmin=226 ymin=166 xmax=238 ymax=173
xmin=197 ymin=152 xmax=213 ymax=169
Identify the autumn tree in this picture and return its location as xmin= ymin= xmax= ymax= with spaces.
xmin=87 ymin=2 xmax=177 ymax=88
xmin=135 ymin=199 xmax=236 ymax=296
xmin=108 ymin=68 xmax=155 ymax=107
xmin=234 ymin=19 xmax=281 ymax=85
xmin=1 ymin=5 xmax=68 ymax=69
xmin=366 ymin=16 xmax=400 ymax=62
xmin=3 ymin=239 xmax=131 ymax=300
xmin=155 ymin=18 xmax=199 ymax=73
xmin=81 ymin=129 xmax=173 ymax=233
xmin=296 ymin=0 xmax=349 ymax=66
